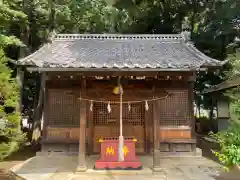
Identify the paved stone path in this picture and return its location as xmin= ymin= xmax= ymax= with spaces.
xmin=9 ymin=155 xmax=240 ymax=180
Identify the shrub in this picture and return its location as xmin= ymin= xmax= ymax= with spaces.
xmin=210 ymin=120 xmax=240 ymax=170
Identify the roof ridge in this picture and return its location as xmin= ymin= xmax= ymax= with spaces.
xmin=53 ymin=33 xmax=185 ymax=41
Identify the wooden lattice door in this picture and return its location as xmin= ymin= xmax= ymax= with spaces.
xmin=122 ymin=103 xmax=145 ymax=153
xmin=92 ymin=101 xmax=145 ymax=153
xmin=92 ymin=102 xmax=118 ymax=153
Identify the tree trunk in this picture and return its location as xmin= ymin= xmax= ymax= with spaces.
xmin=49 ymin=0 xmax=56 ymax=33
xmin=30 ymin=74 xmax=41 ymax=142
xmin=19 ymin=0 xmax=30 ymax=58
xmin=16 ymin=68 xmax=24 ymax=132
xmin=190 ymin=0 xmax=197 ymax=38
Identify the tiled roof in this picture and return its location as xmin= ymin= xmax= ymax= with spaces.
xmin=19 ymin=33 xmax=225 ymax=69
xmin=203 ymin=76 xmax=240 ymax=93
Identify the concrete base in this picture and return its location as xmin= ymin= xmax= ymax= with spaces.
xmin=76 ymin=165 xmax=87 ymax=172
xmin=95 ymin=160 xmax=142 ymax=170
xmin=152 ymin=166 xmax=162 ymax=172
xmin=36 ymin=148 xmax=202 ymax=157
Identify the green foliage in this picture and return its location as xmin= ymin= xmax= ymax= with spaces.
xmin=67 ymin=0 xmax=123 ymax=33
xmin=0 ymin=0 xmax=26 ymax=48
xmin=0 ymin=48 xmax=26 ymax=160
xmin=0 ymin=0 xmax=26 ymax=160
xmin=0 ymin=129 xmax=26 ymax=160
xmin=194 ymin=0 xmax=239 ymax=109
xmin=210 ymin=50 xmax=240 ymax=169
xmin=210 ymin=120 xmax=240 ymax=170
xmin=114 ymin=0 xmax=190 ymax=33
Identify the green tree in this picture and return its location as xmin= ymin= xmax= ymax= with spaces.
xmin=0 ymin=0 xmax=26 ymax=160
xmin=211 ymin=50 xmax=240 ymax=170
xmin=192 ymin=0 xmax=239 ymax=110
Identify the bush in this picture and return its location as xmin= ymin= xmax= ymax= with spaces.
xmin=210 ymin=120 xmax=240 ymax=170
xmin=0 ymin=129 xmax=26 ymax=160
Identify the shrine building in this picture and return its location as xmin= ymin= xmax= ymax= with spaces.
xmin=18 ymin=33 xmax=224 ymax=171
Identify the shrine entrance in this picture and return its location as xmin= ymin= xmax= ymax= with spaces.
xmin=92 ymin=101 xmax=146 ymax=154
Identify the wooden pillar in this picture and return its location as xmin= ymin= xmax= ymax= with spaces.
xmin=88 ymin=100 xmax=93 ymax=154
xmin=189 ymin=73 xmax=196 ymax=138
xmin=188 ymin=80 xmax=197 ymax=154
xmin=41 ymin=73 xmax=47 ymax=140
xmin=76 ymin=78 xmax=87 ymax=171
xmin=189 ymin=81 xmax=195 ymax=138
xmin=152 ymin=87 xmax=161 ymax=171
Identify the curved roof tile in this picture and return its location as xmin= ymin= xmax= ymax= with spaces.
xmin=19 ymin=33 xmax=225 ymax=69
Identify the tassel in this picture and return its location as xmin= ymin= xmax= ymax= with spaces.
xmin=107 ymin=101 xmax=111 ymax=113
xmin=90 ymin=100 xmax=93 ymax=112
xmin=128 ymin=102 xmax=131 ymax=112
xmin=145 ymin=101 xmax=149 ymax=111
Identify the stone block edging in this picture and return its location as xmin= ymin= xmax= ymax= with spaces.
xmin=8 ymin=157 xmax=36 ymax=180
xmin=8 ymin=170 xmax=26 ymax=180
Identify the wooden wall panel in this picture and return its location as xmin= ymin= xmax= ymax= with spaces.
xmin=70 ymin=128 xmax=80 ymax=140
xmin=46 ymin=127 xmax=80 ymax=141
xmin=160 ymin=128 xmax=191 ymax=140
xmin=46 ymin=89 xmax=80 ymax=126
xmin=158 ymin=90 xmax=191 ymax=127
xmin=47 ymin=128 xmax=69 ymax=139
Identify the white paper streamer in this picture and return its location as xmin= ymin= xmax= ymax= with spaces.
xmin=128 ymin=102 xmax=131 ymax=112
xmin=90 ymin=100 xmax=93 ymax=112
xmin=145 ymin=101 xmax=149 ymax=111
xmin=107 ymin=101 xmax=111 ymax=113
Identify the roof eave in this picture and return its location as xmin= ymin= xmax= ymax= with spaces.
xmin=185 ymin=42 xmax=227 ymax=68
xmin=26 ymin=67 xmax=207 ymax=72
xmin=202 ymin=86 xmax=235 ymax=94
xmin=203 ymin=76 xmax=240 ymax=94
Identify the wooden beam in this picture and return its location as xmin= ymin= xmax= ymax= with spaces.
xmin=76 ymin=78 xmax=87 ymax=172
